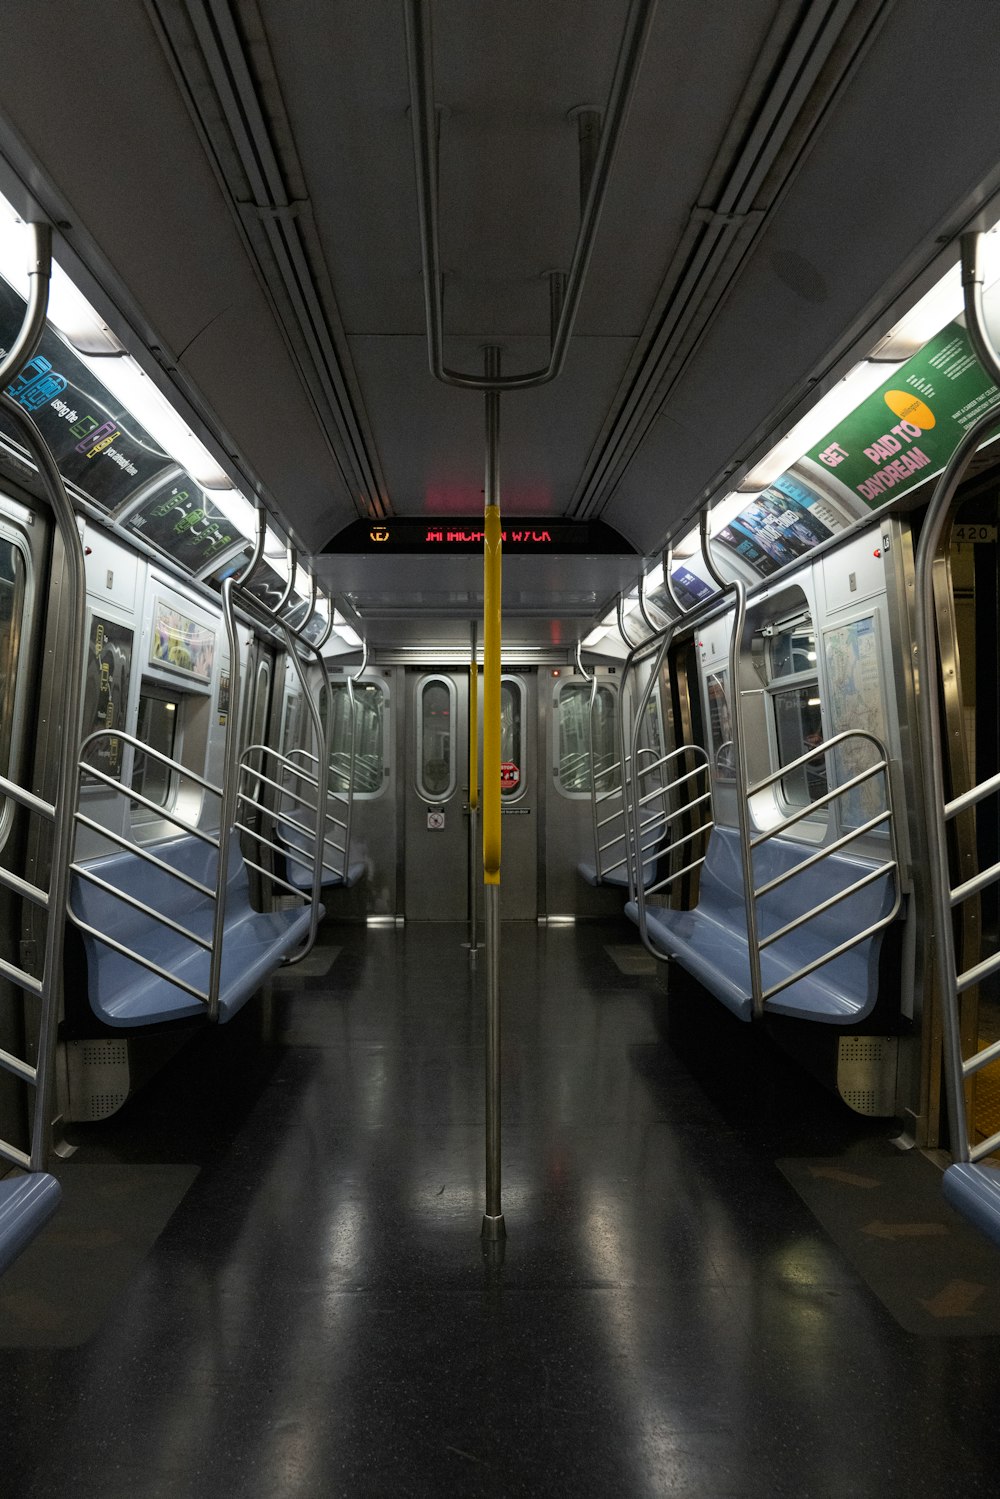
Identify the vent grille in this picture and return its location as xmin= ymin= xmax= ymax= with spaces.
xmin=836 ymin=1035 xmax=897 ymax=1117
xmin=65 ymin=1039 xmax=131 ymax=1122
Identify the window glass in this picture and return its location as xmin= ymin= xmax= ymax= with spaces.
xmin=282 ymin=693 xmax=301 ymax=755
xmin=132 ymin=691 xmax=180 ymax=818
xmin=772 ymin=685 xmax=827 ymax=806
xmin=327 ymin=681 xmax=385 ymax=794
xmin=417 ymin=676 xmax=455 ymax=800
xmin=500 ymin=677 xmax=524 ymax=796
xmin=250 ymin=661 xmax=271 ymax=747
xmin=706 ymin=671 xmax=734 ymax=778
xmin=556 ymin=682 xmax=619 ymax=794
xmin=764 ymin=614 xmax=827 ymax=808
xmin=769 ymin=621 xmax=817 ymax=679
xmin=0 ymin=540 xmax=26 ymax=800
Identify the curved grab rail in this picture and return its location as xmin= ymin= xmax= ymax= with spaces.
xmin=0 ymin=223 xmax=88 ymax=1173
xmin=403 ymin=0 xmax=657 ymax=391
xmin=915 ymin=235 xmax=1000 ymax=1172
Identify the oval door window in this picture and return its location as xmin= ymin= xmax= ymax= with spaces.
xmin=500 ymin=676 xmax=525 ymax=797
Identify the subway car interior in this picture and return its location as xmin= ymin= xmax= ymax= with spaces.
xmin=3 ymin=1 xmax=1000 ymax=1494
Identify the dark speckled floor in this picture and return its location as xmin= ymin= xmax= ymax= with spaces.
xmin=2 ymin=917 xmax=1000 ymax=1497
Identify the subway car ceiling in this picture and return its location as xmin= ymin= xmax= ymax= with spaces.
xmin=1 ymin=0 xmax=1000 ymax=656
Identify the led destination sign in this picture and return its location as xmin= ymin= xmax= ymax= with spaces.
xmin=325 ymin=518 xmax=635 ymax=555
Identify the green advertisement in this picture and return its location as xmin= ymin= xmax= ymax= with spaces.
xmin=807 ymin=320 xmax=1000 ymax=509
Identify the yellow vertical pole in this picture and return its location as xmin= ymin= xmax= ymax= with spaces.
xmin=468 ymin=621 xmax=479 ymax=954
xmin=482 ymin=345 xmax=505 ymax=1242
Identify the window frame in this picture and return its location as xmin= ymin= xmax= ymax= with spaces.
xmin=130 ymin=681 xmax=184 ymax=827
xmin=500 ymin=673 xmax=528 ymax=801
xmin=415 ymin=673 xmax=456 ymax=803
xmin=553 ymin=677 xmax=621 ymax=800
xmin=0 ymin=525 xmax=33 ymax=853
xmin=762 ymin=613 xmax=828 ymax=819
xmin=325 ymin=674 xmax=389 ymax=799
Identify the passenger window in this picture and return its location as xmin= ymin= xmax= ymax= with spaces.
xmin=282 ymin=692 xmax=302 ymax=754
xmin=325 ymin=679 xmax=386 ymax=795
xmin=556 ymin=681 xmax=619 ymax=795
xmin=706 ymin=671 xmax=734 ymax=779
xmin=500 ymin=676 xmax=525 ymax=796
xmin=0 ymin=539 xmax=26 ymax=820
xmin=249 ymin=660 xmax=271 ymax=747
xmin=766 ymin=618 xmax=827 ymax=808
xmin=131 ymin=689 xmax=181 ymax=820
xmin=416 ymin=675 xmax=455 ymax=800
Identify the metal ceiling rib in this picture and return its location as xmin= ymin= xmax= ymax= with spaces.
xmin=145 ymin=0 xmax=390 ymax=519
xmin=568 ymin=0 xmax=893 ymax=521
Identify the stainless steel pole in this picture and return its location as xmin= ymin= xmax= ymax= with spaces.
xmin=483 ymin=880 xmax=503 ymax=1237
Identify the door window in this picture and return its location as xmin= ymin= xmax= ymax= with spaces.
xmin=416 ymin=675 xmax=456 ymax=800
xmin=500 ymin=675 xmax=526 ymax=797
xmin=555 ymin=681 xmax=619 ymax=796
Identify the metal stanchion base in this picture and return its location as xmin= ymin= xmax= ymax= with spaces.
xmin=481 ymin=1212 xmax=506 ymax=1241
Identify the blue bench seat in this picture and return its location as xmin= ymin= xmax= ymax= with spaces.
xmin=276 ymin=807 xmax=365 ymax=892
xmin=0 ymin=1173 xmax=61 ymax=1276
xmin=578 ymin=810 xmax=669 ymax=891
xmin=626 ymin=824 xmax=896 ymax=1024
xmin=942 ymin=1162 xmax=1000 ymax=1250
xmin=70 ymin=832 xmax=322 ymax=1027
xmin=577 ymin=854 xmax=659 ymax=890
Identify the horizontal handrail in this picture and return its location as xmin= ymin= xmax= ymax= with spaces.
xmin=71 ymin=865 xmax=213 ymax=952
xmin=748 ymin=729 xmax=899 ymax=1006
xmin=970 ymin=1130 xmax=1000 ymax=1164
xmin=0 ymin=957 xmax=42 ymax=1000
xmin=237 ymin=740 xmax=348 ymax=898
xmin=760 ymin=916 xmax=896 ymax=1003
xmin=0 ymin=865 xmax=49 ymax=909
xmin=646 ymin=847 xmax=710 ymax=896
xmin=69 ymin=912 xmax=210 ymax=1004
xmin=961 ymin=1034 xmax=1000 ymax=1079
xmin=79 ymin=727 xmax=223 ymax=799
xmin=753 ymin=810 xmax=892 ymax=899
xmin=72 ymin=815 xmax=216 ymax=898
xmin=240 ymin=854 xmax=323 ymax=903
xmin=956 ymin=946 xmax=1000 ymax=996
xmin=0 ymin=770 xmax=55 ymax=821
xmin=758 ymin=862 xmax=896 ymax=951
xmin=951 ymin=858 xmax=1000 ymax=907
xmin=945 ymin=766 xmax=1000 ymax=821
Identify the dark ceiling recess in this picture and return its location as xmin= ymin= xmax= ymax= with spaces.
xmin=146 ymin=0 xmax=390 ymax=522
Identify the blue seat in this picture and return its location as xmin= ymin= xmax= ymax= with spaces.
xmin=0 ymin=1173 xmax=61 ymax=1276
xmin=942 ymin=1163 xmax=1000 ymax=1250
xmin=277 ymin=810 xmax=366 ymax=892
xmin=577 ymin=854 xmax=660 ymax=890
xmin=578 ymin=806 xmax=668 ymax=891
xmin=70 ymin=832 xmax=322 ymax=1027
xmin=626 ymin=825 xmax=896 ymax=1024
